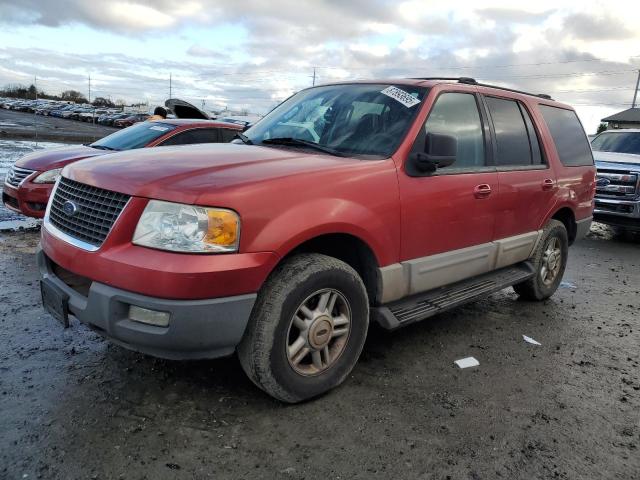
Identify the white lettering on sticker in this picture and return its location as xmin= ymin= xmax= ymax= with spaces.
xmin=380 ymin=86 xmax=421 ymax=108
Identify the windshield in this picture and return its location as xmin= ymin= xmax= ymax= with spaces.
xmin=245 ymin=83 xmax=428 ymax=158
xmin=90 ymin=122 xmax=176 ymax=150
xmin=591 ymin=131 xmax=640 ymax=155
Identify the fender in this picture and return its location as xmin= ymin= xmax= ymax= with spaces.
xmin=244 ymin=197 xmax=399 ymax=267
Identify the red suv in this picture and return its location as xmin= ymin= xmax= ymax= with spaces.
xmin=3 ymin=119 xmax=242 ymax=217
xmin=38 ymin=78 xmax=595 ymax=402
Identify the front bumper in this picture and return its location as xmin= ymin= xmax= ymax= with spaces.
xmin=593 ymin=197 xmax=640 ymax=230
xmin=2 ymin=181 xmax=52 ymax=218
xmin=38 ymin=248 xmax=257 ymax=360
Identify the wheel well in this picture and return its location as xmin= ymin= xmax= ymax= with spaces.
xmin=284 ymin=234 xmax=380 ymax=304
xmin=551 ymin=208 xmax=577 ymax=245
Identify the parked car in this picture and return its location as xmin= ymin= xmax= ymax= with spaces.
xmin=37 ymin=78 xmax=595 ymax=402
xmin=79 ymin=109 xmax=109 ymax=122
xmin=113 ymin=113 xmax=148 ymax=128
xmin=101 ymin=113 xmax=129 ymax=126
xmin=590 ymin=129 xmax=640 ymax=231
xmin=3 ymin=119 xmax=243 ymax=218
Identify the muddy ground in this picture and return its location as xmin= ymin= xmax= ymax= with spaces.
xmin=0 ymin=223 xmax=638 ymax=480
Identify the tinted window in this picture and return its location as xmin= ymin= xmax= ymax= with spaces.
xmin=521 ymin=104 xmax=543 ymax=165
xmin=486 ymin=97 xmax=533 ymax=166
xmin=539 ymin=105 xmax=593 ymax=166
xmin=90 ymin=122 xmax=177 ymax=150
xmin=422 ymin=92 xmax=485 ymax=168
xmin=160 ymin=128 xmax=220 ymax=146
xmin=591 ymin=131 xmax=640 ymax=155
xmin=220 ymin=128 xmax=239 ymax=143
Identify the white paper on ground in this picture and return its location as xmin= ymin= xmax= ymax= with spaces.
xmin=522 ymin=335 xmax=542 ymax=346
xmin=454 ymin=357 xmax=479 ymax=369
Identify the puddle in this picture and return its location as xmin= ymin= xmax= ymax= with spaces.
xmin=0 ymin=140 xmax=68 ymax=232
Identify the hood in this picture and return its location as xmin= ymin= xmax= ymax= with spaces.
xmin=165 ymin=98 xmax=210 ymax=120
xmin=16 ymin=145 xmax=106 ymax=171
xmin=64 ymin=143 xmax=361 ymax=205
xmin=593 ymin=150 xmax=640 ymax=168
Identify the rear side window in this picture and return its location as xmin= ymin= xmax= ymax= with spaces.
xmin=220 ymin=128 xmax=239 ymax=143
xmin=485 ymin=97 xmax=542 ymax=166
xmin=160 ymin=128 xmax=221 ymax=146
xmin=539 ymin=105 xmax=593 ymax=166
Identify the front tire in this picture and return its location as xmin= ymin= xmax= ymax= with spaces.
xmin=514 ymin=219 xmax=568 ymax=301
xmin=237 ymin=254 xmax=369 ymax=403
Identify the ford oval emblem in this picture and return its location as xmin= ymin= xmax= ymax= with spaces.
xmin=62 ymin=200 xmax=79 ymax=216
xmin=596 ymin=177 xmax=610 ymax=187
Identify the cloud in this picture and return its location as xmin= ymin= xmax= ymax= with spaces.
xmin=0 ymin=1 xmax=639 ymax=132
xmin=563 ymin=13 xmax=635 ymax=41
xmin=476 ymin=8 xmax=552 ymax=24
xmin=186 ymin=45 xmax=231 ymax=60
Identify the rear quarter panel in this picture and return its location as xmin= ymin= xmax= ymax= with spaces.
xmin=527 ymin=100 xmax=596 ymax=227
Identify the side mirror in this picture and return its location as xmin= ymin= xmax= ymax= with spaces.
xmin=411 ymin=132 xmax=457 ymax=173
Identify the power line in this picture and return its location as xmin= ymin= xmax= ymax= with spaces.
xmin=312 ymin=54 xmax=640 ymax=71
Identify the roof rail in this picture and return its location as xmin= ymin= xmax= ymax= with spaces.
xmin=410 ymin=77 xmax=553 ymax=101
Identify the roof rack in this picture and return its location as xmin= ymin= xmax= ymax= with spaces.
xmin=410 ymin=77 xmax=553 ymax=101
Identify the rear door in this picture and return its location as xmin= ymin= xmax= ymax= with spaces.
xmin=482 ymin=95 xmax=555 ymax=267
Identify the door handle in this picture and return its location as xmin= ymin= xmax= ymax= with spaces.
xmin=542 ymin=178 xmax=555 ymax=191
xmin=473 ymin=184 xmax=492 ymax=199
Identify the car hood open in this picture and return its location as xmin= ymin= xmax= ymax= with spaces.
xmin=165 ymin=98 xmax=210 ymax=120
xmin=63 ymin=143 xmax=361 ymax=205
xmin=15 ymin=145 xmax=106 ymax=171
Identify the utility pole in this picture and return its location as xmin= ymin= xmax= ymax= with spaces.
xmin=88 ymin=74 xmax=91 ymax=104
xmin=312 ymin=67 xmax=316 ymax=86
xmin=632 ymin=69 xmax=640 ymax=108
xmin=169 ymin=73 xmax=172 ymax=99
xmin=34 ymin=75 xmax=38 ymax=145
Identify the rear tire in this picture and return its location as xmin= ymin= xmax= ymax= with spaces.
xmin=514 ymin=219 xmax=568 ymax=301
xmin=237 ymin=254 xmax=369 ymax=403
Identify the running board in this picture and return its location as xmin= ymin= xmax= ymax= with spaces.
xmin=373 ymin=262 xmax=535 ymax=330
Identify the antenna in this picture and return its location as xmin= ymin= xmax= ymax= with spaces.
xmin=169 ymin=73 xmax=172 ymax=99
xmin=632 ymin=69 xmax=640 ymax=108
xmin=34 ymin=75 xmax=38 ymax=145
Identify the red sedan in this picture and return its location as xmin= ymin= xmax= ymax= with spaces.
xmin=2 ymin=119 xmax=243 ymax=218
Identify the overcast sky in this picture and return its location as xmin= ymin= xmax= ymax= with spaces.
xmin=0 ymin=0 xmax=639 ymax=132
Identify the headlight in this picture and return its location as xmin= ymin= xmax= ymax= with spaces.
xmin=132 ymin=200 xmax=240 ymax=253
xmin=33 ymin=168 xmax=63 ymax=184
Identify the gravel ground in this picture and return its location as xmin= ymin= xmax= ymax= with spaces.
xmin=0 ymin=224 xmax=638 ymax=480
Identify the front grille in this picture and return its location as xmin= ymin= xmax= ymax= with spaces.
xmin=596 ymin=170 xmax=639 ymax=198
xmin=49 ymin=177 xmax=130 ymax=248
xmin=4 ymin=165 xmax=35 ymax=187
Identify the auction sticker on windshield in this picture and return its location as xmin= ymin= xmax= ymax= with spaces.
xmin=380 ymin=86 xmax=421 ymax=108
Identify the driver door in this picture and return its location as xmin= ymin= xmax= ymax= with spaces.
xmin=397 ymin=90 xmax=498 ymax=294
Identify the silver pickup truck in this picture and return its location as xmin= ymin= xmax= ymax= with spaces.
xmin=591 ymin=129 xmax=640 ymax=231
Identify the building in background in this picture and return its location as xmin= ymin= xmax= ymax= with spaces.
xmin=601 ymin=108 xmax=640 ymax=129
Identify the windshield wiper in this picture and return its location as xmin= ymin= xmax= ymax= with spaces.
xmin=90 ymin=145 xmax=119 ymax=151
xmin=233 ymin=132 xmax=253 ymax=145
xmin=261 ymin=137 xmax=346 ymax=157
